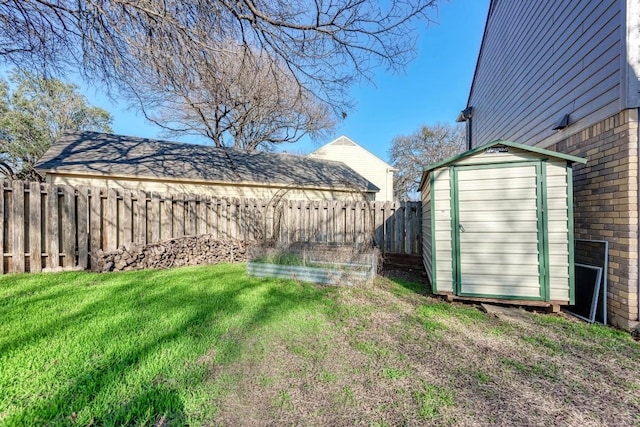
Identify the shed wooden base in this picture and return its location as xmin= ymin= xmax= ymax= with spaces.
xmin=436 ymin=293 xmax=566 ymax=313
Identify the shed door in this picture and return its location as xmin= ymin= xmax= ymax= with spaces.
xmin=454 ymin=163 xmax=545 ymax=300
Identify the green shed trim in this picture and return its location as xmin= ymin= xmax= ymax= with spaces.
xmin=449 ymin=159 xmax=542 ymax=171
xmin=538 ymin=160 xmax=550 ymax=301
xmin=567 ymin=165 xmax=576 ymax=305
xmin=451 ymin=292 xmax=550 ymax=302
xmin=449 ymin=166 xmax=460 ymax=294
xmin=420 ymin=140 xmax=587 ymax=189
xmin=430 ymin=172 xmax=438 ymax=293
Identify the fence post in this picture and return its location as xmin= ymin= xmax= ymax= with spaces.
xmin=0 ymin=183 xmax=4 ymax=274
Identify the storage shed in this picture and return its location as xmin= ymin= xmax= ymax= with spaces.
xmin=419 ymin=140 xmax=586 ymax=307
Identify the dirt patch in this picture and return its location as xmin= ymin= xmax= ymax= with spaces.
xmin=209 ymin=274 xmax=640 ymax=426
xmin=381 ymin=267 xmax=430 ymax=290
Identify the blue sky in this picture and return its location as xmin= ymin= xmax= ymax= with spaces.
xmin=80 ymin=0 xmax=490 ymax=163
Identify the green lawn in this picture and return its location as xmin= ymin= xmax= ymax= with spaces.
xmin=1 ymin=264 xmax=639 ymax=426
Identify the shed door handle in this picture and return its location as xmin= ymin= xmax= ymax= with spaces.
xmin=459 ymin=224 xmax=466 ymax=233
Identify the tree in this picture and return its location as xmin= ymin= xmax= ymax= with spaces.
xmin=0 ymin=69 xmax=113 ymax=180
xmin=389 ymin=123 xmax=465 ymax=200
xmin=135 ymin=44 xmax=335 ymax=150
xmin=0 ymin=0 xmax=437 ymax=149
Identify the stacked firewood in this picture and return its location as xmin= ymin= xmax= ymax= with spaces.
xmin=93 ymin=235 xmax=247 ymax=272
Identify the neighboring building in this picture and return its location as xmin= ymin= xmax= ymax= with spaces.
xmin=458 ymin=1 xmax=639 ymax=329
xmin=308 ymin=135 xmax=397 ymax=201
xmin=35 ymin=131 xmax=379 ymax=201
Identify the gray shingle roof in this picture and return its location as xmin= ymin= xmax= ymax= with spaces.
xmin=36 ymin=131 xmax=379 ymax=193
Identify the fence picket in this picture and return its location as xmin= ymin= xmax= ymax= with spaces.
xmin=61 ymin=186 xmax=76 ymax=268
xmin=77 ymin=186 xmax=89 ymax=269
xmin=122 ymin=191 xmax=133 ymax=245
xmin=209 ymin=198 xmax=218 ymax=239
xmin=89 ymin=188 xmax=102 ymax=266
xmin=28 ymin=182 xmax=42 ymax=272
xmin=106 ymin=188 xmax=118 ymax=251
xmin=47 ymin=185 xmax=60 ymax=268
xmin=185 ymin=197 xmax=196 ymax=236
xmin=161 ymin=194 xmax=172 ymax=240
xmin=395 ymin=202 xmax=405 ymax=253
xmin=11 ymin=181 xmax=25 ymax=272
xmin=134 ymin=190 xmax=147 ymax=245
xmin=197 ymin=196 xmax=208 ymax=235
xmin=149 ymin=193 xmax=161 ymax=243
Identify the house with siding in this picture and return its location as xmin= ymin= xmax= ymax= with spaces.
xmin=308 ymin=136 xmax=397 ymax=201
xmin=35 ymin=131 xmax=379 ymax=201
xmin=457 ymin=0 xmax=639 ymax=329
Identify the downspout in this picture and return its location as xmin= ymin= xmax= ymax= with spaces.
xmin=456 ymin=107 xmax=474 ymax=150
xmin=637 ymin=108 xmax=640 ymax=326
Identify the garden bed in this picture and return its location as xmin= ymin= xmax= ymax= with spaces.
xmin=247 ymin=243 xmax=378 ymax=286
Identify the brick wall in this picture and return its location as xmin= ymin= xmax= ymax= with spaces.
xmin=551 ymin=109 xmax=639 ymax=329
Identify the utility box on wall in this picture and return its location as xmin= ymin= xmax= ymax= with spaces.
xmin=419 ymin=140 xmax=586 ymax=306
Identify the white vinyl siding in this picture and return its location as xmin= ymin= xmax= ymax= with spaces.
xmin=432 ymin=169 xmax=454 ymax=292
xmin=469 ymin=1 xmax=624 ymax=149
xmin=308 ymin=136 xmax=396 ymax=201
xmin=457 ymin=165 xmax=541 ymax=298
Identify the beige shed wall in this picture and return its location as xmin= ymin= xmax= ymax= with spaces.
xmin=432 ymin=168 xmax=453 ymax=293
xmin=422 ymin=176 xmax=433 ymax=284
xmin=547 ymin=161 xmax=571 ymax=301
xmin=45 ymin=173 xmax=374 ymax=202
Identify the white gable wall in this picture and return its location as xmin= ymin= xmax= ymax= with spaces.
xmin=468 ymin=0 xmax=631 ymax=149
xmin=308 ymin=136 xmax=396 ymax=201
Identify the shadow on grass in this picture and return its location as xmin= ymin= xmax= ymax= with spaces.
xmin=0 ymin=264 xmax=332 ymax=426
xmin=381 ymin=271 xmax=431 ymax=297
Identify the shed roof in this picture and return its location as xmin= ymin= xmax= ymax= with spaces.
xmin=36 ymin=131 xmax=379 ymax=192
xmin=420 ymin=140 xmax=586 ymax=189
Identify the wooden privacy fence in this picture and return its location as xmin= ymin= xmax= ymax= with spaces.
xmin=0 ymin=180 xmax=421 ymax=274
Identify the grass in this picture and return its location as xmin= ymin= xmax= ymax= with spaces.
xmin=0 ymin=264 xmax=332 ymax=426
xmin=1 ymin=264 xmax=639 ymax=426
xmin=413 ymin=382 xmax=454 ymax=420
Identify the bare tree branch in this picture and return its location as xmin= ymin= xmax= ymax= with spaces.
xmin=0 ymin=0 xmax=438 ymax=138
xmin=389 ymin=122 xmax=465 ymax=201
